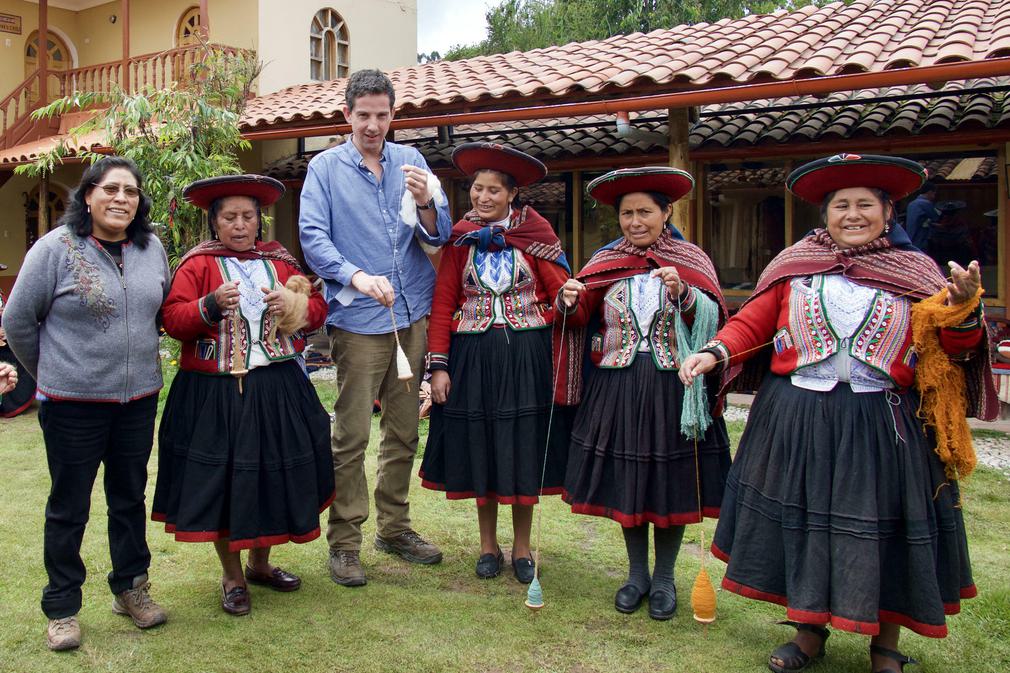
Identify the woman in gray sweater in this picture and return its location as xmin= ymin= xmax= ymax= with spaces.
xmin=2 ymin=156 xmax=170 ymax=652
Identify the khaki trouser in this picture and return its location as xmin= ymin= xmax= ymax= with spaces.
xmin=325 ymin=319 xmax=427 ymax=551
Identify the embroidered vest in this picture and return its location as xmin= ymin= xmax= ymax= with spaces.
xmin=454 ymin=247 xmax=550 ymax=332
xmin=785 ymin=275 xmax=913 ymax=379
xmin=592 ymin=279 xmax=680 ymax=370
xmin=201 ymin=257 xmax=301 ymax=373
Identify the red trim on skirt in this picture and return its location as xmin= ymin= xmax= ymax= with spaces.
xmin=419 ymin=471 xmax=562 ymax=505
xmin=563 ymin=489 xmax=720 ymax=527
xmin=151 ymin=489 xmax=336 ymax=552
xmin=1 ymin=396 xmax=33 ymax=418
xmin=711 ymin=542 xmax=972 ymax=639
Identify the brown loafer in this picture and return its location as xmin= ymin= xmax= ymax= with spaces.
xmin=221 ymin=584 xmax=250 ymax=616
xmin=244 ymin=565 xmax=302 ymax=592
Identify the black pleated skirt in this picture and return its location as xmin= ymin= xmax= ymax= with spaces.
xmin=712 ymin=374 xmax=975 ymax=638
xmin=420 ymin=327 xmax=569 ymax=504
xmin=0 ymin=343 xmax=34 ymax=417
xmin=563 ymin=354 xmax=731 ymax=527
xmin=153 ymin=359 xmax=335 ymax=551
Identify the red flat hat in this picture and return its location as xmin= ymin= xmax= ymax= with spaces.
xmin=451 ymin=142 xmax=547 ymax=187
xmin=586 ymin=167 xmax=694 ymax=206
xmin=183 ymin=174 xmax=285 ymax=210
xmin=787 ymin=153 xmax=926 ymax=204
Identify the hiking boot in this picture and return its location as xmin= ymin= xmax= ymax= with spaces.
xmin=374 ymin=529 xmax=443 ymax=565
xmin=328 ymin=549 xmax=367 ymax=587
xmin=46 ymin=615 xmax=81 ymax=651
xmin=112 ymin=576 xmax=167 ymax=629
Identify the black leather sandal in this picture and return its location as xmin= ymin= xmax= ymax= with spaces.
xmin=870 ymin=645 xmax=919 ymax=673
xmin=768 ymin=621 xmax=830 ymax=673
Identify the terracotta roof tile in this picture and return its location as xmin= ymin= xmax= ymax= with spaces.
xmin=260 ymin=81 xmax=1010 ymax=182
xmin=0 ymin=130 xmax=104 ymax=167
xmin=242 ymin=0 xmax=1010 ymax=131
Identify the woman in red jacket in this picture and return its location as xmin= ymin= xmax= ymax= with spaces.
xmin=558 ymin=167 xmax=730 ymax=621
xmin=419 ymin=143 xmax=570 ymax=583
xmin=153 ymin=175 xmax=334 ymax=616
xmin=680 ymin=154 xmax=997 ymax=673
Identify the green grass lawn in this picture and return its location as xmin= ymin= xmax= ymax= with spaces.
xmin=1 ymin=386 xmax=1009 ymax=673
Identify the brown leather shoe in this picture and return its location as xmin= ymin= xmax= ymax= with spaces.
xmin=112 ymin=576 xmax=167 ymax=628
xmin=374 ymin=529 xmax=443 ymax=565
xmin=46 ymin=615 xmax=81 ymax=651
xmin=328 ymin=549 xmax=367 ymax=586
xmin=244 ymin=565 xmax=301 ymax=592
xmin=221 ymin=584 xmax=251 ymax=616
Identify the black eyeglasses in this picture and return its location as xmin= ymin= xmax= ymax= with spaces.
xmin=93 ymin=182 xmax=142 ymax=199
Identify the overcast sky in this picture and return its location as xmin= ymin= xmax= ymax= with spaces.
xmin=417 ymin=0 xmax=495 ymax=57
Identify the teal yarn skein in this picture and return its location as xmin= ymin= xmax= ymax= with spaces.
xmin=675 ymin=290 xmax=719 ymax=440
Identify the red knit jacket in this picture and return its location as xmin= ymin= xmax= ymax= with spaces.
xmin=163 ymin=252 xmax=327 ymax=375
xmin=711 ymin=277 xmax=983 ymax=389
xmin=428 ymin=244 xmax=570 ymax=369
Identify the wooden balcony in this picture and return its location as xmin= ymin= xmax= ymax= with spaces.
xmin=1 ymin=44 xmax=245 ymax=152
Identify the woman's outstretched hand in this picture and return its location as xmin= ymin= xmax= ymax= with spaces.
xmin=679 ymin=352 xmax=718 ymax=386
xmin=947 ymin=260 xmax=981 ymax=305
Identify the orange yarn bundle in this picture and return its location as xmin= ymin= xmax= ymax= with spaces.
xmin=273 ymin=275 xmax=312 ymax=335
xmin=691 ymin=530 xmax=717 ymax=624
xmin=910 ymin=287 xmax=982 ymax=479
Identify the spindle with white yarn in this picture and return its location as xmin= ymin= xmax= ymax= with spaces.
xmin=389 ymin=304 xmax=413 ymax=390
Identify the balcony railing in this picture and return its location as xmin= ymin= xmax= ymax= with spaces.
xmin=0 ymin=68 xmax=40 ymax=150
xmin=2 ymin=44 xmax=247 ymax=151
xmin=57 ymin=44 xmax=246 ymax=98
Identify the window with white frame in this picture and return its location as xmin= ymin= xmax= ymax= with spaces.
xmin=310 ymin=9 xmax=349 ymax=81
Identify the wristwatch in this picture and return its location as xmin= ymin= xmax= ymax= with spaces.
xmin=416 ymin=198 xmax=435 ymax=210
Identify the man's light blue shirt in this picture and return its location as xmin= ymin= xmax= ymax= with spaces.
xmin=298 ymin=140 xmax=452 ymax=334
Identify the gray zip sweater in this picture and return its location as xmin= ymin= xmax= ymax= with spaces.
xmin=2 ymin=225 xmax=170 ymax=402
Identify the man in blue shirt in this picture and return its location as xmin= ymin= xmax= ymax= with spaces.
xmin=904 ymin=180 xmax=939 ymax=250
xmin=299 ymin=69 xmax=452 ymax=587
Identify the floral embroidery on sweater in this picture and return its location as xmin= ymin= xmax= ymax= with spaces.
xmin=60 ymin=232 xmax=118 ymax=330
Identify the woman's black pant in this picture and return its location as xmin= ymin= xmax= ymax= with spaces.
xmin=37 ymin=395 xmax=157 ymax=619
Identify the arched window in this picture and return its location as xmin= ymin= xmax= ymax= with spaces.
xmin=310 ymin=9 xmax=349 ymax=81
xmin=176 ymin=6 xmax=202 ymax=47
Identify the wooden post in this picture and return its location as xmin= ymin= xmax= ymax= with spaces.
xmin=38 ymin=0 xmax=48 ymax=103
xmin=121 ymin=0 xmax=130 ymax=90
xmin=1001 ymin=144 xmax=1009 ymax=307
xmin=38 ymin=175 xmax=49 ymax=240
xmin=668 ymin=107 xmax=692 ymax=239
xmin=199 ymin=0 xmax=210 ymax=40
xmin=572 ymin=171 xmax=583 ymax=271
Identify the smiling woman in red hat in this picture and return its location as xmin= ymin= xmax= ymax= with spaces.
xmin=152 ymin=174 xmax=335 ymax=617
xmin=679 ymin=154 xmax=998 ymax=673
xmin=558 ymin=167 xmax=731 ymax=621
xmin=419 ymin=143 xmax=572 ymax=583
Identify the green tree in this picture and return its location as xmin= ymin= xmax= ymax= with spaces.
xmin=445 ymin=0 xmax=851 ymax=60
xmin=15 ymin=43 xmax=261 ymax=266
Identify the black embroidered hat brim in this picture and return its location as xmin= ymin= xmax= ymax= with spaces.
xmin=787 ymin=153 xmax=926 ymax=204
xmin=586 ymin=166 xmax=695 ymax=207
xmin=183 ymin=174 xmax=286 ymax=210
xmin=451 ymin=142 xmax=548 ymax=187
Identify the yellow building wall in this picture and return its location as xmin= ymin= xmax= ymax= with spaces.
xmin=0 ymin=1 xmax=261 ymax=102
xmin=0 ymin=166 xmax=82 ymax=291
xmin=0 ymin=0 xmax=80 ymax=103
xmin=257 ymin=0 xmax=418 ymax=95
xmin=74 ymin=2 xmax=122 ymax=65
